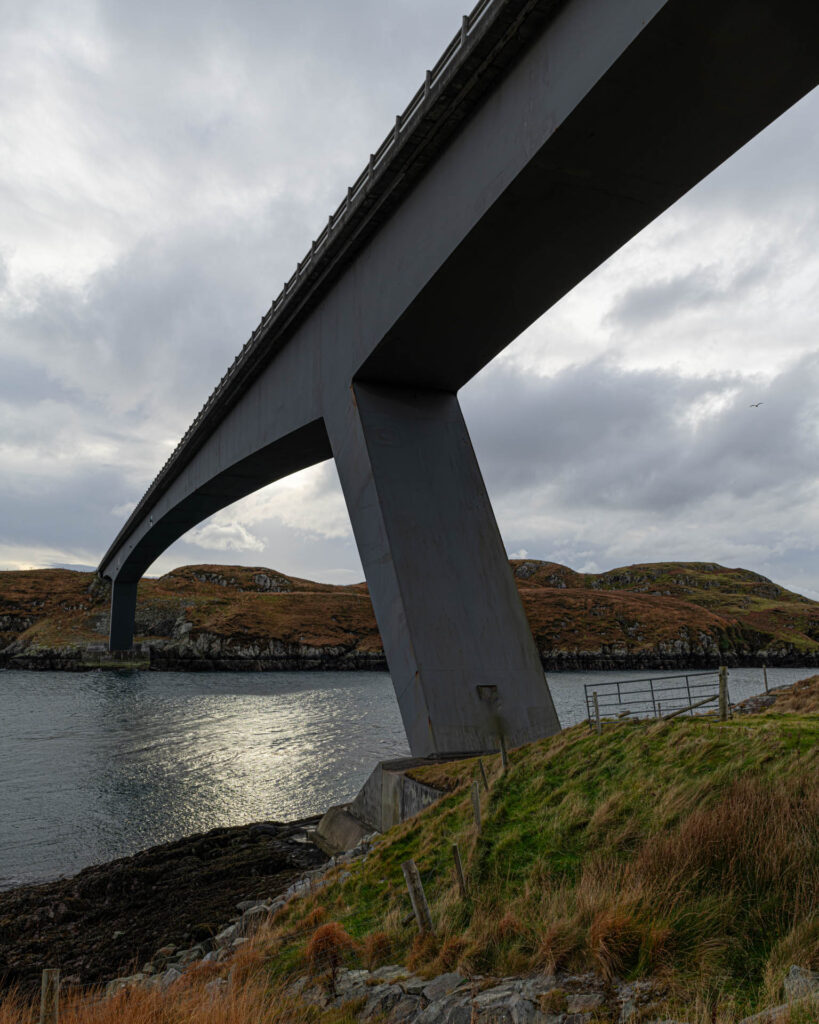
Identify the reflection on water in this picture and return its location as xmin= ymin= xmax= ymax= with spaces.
xmin=0 ymin=671 xmax=408 ymax=890
xmin=0 ymin=665 xmax=811 ymax=889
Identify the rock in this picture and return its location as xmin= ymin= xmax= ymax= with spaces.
xmin=400 ymin=975 xmax=429 ymax=996
xmin=156 ymin=944 xmax=176 ymax=957
xmin=783 ymin=964 xmax=819 ymax=1000
xmin=231 ymin=936 xmax=249 ymax=949
xmin=370 ymin=965 xmax=406 ymax=982
xmin=205 ymin=978 xmax=227 ymax=997
xmin=422 ymin=971 xmax=466 ymax=1002
xmin=334 ymin=968 xmax=370 ymax=997
xmin=176 ymin=945 xmax=204 ymax=965
xmin=416 ymin=993 xmax=474 ymax=1024
xmin=386 ymin=994 xmax=423 ymax=1022
xmin=236 ymin=899 xmax=266 ymax=913
xmin=159 ymin=966 xmax=183 ymax=991
xmin=214 ymin=923 xmax=239 ymax=948
xmin=362 ymin=983 xmax=403 ymax=1018
xmin=471 ymin=988 xmax=542 ymax=1023
xmin=104 ymin=973 xmax=144 ymax=996
xmin=239 ymin=903 xmax=271 ymax=935
xmin=517 ymin=977 xmax=557 ymax=1001
xmin=566 ymin=992 xmax=604 ymax=1013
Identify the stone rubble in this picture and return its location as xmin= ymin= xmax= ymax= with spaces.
xmin=287 ymin=966 xmax=669 ymax=1023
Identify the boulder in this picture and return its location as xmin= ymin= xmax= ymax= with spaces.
xmin=783 ymin=964 xmax=819 ymax=1001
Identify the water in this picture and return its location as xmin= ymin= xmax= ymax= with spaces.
xmin=0 ymin=665 xmax=811 ymax=890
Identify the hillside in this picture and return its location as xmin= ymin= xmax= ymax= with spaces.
xmin=1 ymin=560 xmax=818 ymax=671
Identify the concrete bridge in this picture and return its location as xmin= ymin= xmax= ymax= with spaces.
xmin=100 ymin=0 xmax=819 ymax=757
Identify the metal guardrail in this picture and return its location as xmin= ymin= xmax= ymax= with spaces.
xmin=584 ymin=671 xmax=731 ymax=726
xmin=100 ymin=0 xmax=525 ymax=574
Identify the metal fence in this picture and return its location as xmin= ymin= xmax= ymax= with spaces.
xmin=584 ymin=670 xmax=731 ymax=728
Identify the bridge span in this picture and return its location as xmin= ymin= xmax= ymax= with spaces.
xmin=100 ymin=0 xmax=819 ymax=757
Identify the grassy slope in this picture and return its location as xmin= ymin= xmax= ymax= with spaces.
xmin=260 ymin=680 xmax=819 ymax=1020
xmin=1 ymin=560 xmax=818 ymax=661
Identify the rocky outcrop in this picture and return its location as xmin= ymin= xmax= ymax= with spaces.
xmin=2 ymin=561 xmax=819 ymax=671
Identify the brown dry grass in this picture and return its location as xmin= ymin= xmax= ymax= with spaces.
xmin=767 ymin=675 xmax=819 ymax=714
xmin=5 ymin=560 xmax=819 ymax=659
xmin=0 ymin=928 xmax=357 ymax=1024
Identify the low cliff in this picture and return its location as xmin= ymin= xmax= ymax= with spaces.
xmin=1 ymin=560 xmax=818 ymax=671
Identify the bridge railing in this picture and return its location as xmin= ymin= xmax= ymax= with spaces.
xmin=105 ymin=0 xmax=511 ymax=571
xmin=584 ymin=670 xmax=731 ymax=727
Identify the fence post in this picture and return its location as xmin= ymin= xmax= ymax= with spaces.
xmin=592 ymin=691 xmax=601 ymax=735
xmin=471 ymin=780 xmax=481 ymax=831
xmin=763 ymin=664 xmax=769 ymax=694
xmin=649 ymin=677 xmax=658 ymax=718
xmin=451 ymin=844 xmax=468 ymax=899
xmin=39 ymin=968 xmax=59 ymax=1024
xmin=401 ymin=860 xmax=433 ymax=934
xmin=719 ymin=666 xmax=728 ymax=721
xmin=478 ymin=758 xmax=489 ymax=792
xmin=499 ymin=733 xmax=509 ymax=773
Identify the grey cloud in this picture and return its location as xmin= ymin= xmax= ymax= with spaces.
xmin=463 ymin=354 xmax=819 ymax=515
xmin=606 ymin=260 xmax=771 ymax=330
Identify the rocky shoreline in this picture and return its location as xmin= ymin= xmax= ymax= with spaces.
xmin=0 ymin=817 xmax=326 ymax=993
xmin=3 ymin=647 xmax=818 ymax=672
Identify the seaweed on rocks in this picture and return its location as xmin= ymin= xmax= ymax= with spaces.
xmin=0 ymin=818 xmax=326 ymax=993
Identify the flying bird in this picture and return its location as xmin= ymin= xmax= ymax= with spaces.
xmin=749 ymin=402 xmax=763 ymax=408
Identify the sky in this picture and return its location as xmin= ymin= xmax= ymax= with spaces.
xmin=0 ymin=1 xmax=817 ymax=598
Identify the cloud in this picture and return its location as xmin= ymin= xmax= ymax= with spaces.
xmin=185 ymin=522 xmax=265 ymax=553
xmin=462 ymin=353 xmax=819 ymax=598
xmin=0 ymin=0 xmax=816 ymax=611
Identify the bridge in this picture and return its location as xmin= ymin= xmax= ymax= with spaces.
xmin=100 ymin=0 xmax=819 ymax=757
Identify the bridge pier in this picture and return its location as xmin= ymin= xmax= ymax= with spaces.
xmin=109 ymin=578 xmax=138 ymax=652
xmin=328 ymin=381 xmax=559 ymax=757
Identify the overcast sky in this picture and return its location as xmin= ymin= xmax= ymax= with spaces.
xmin=1 ymin=1 xmax=817 ymax=598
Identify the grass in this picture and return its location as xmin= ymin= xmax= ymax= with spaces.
xmin=0 ymin=937 xmax=361 ymax=1024
xmin=260 ymin=698 xmax=819 ymax=1020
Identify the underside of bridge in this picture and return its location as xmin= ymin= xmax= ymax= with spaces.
xmin=100 ymin=0 xmax=819 ymax=757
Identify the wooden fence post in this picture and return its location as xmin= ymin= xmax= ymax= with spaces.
xmin=39 ymin=969 xmax=59 ymax=1024
xmin=478 ymin=758 xmax=489 ymax=792
xmin=401 ymin=860 xmax=433 ymax=934
xmin=763 ymin=664 xmax=769 ymax=694
xmin=471 ymin=780 xmax=481 ymax=831
xmin=499 ymin=733 xmax=509 ymax=773
xmin=719 ymin=666 xmax=728 ymax=721
xmin=451 ymin=844 xmax=467 ymax=899
xmin=592 ymin=691 xmax=601 ymax=734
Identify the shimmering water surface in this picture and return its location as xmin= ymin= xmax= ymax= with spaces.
xmin=0 ymin=666 xmax=811 ymax=890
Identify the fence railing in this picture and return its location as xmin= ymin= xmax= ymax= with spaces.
xmin=585 ymin=669 xmax=731 ymax=729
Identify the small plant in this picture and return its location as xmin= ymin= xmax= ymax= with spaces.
xmin=305 ymin=921 xmax=358 ymax=996
xmin=363 ymin=931 xmax=391 ymax=971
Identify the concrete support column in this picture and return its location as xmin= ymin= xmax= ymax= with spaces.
xmin=109 ymin=579 xmax=138 ymax=651
xmin=327 ymin=381 xmax=559 ymax=757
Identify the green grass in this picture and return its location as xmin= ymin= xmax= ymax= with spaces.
xmin=261 ymin=710 xmax=819 ymax=1021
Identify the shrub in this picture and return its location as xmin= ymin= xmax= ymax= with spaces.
xmin=305 ymin=922 xmax=358 ymax=995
